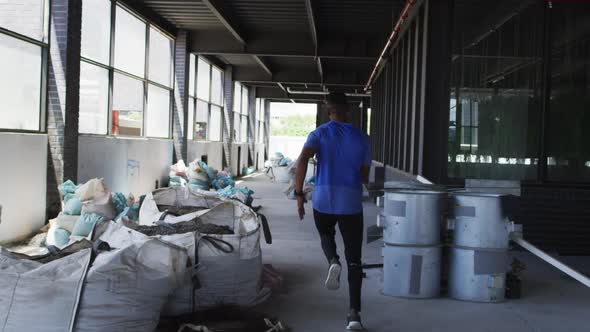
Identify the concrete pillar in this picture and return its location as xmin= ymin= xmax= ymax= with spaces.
xmin=247 ymin=87 xmax=257 ymax=167
xmin=173 ymin=30 xmax=189 ymax=162
xmin=46 ymin=0 xmax=82 ymax=218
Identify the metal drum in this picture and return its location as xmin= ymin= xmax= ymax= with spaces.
xmin=381 ymin=186 xmax=446 ymax=298
xmin=382 ymin=190 xmax=445 ymax=245
xmin=449 ymin=192 xmax=511 ymax=302
xmin=383 ymin=245 xmax=442 ymax=298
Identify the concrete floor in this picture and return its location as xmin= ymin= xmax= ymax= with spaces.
xmin=242 ymin=173 xmax=590 ymax=332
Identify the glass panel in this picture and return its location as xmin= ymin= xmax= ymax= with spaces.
xmin=196 ymin=57 xmax=210 ymax=101
xmin=447 ymin=3 xmax=543 ymax=180
xmin=187 ymin=98 xmax=194 ymax=140
xmin=79 ymin=61 xmax=109 ymax=134
xmin=188 ymin=54 xmax=195 ymax=97
xmin=233 ymin=112 xmax=240 ymax=142
xmin=210 ymin=66 xmax=223 ymax=106
xmin=0 ymin=34 xmax=41 ymax=131
xmin=195 ymin=99 xmax=208 ymax=141
xmin=146 ymin=84 xmax=170 ymax=138
xmin=209 ymin=105 xmax=222 ymax=141
xmin=81 ymin=0 xmax=111 ymax=64
xmin=0 ymin=0 xmax=47 ymax=41
xmin=112 ymin=73 xmax=143 ymax=136
xmin=148 ymin=27 xmax=173 ymax=87
xmin=241 ymin=86 xmax=249 ymax=115
xmin=233 ymin=82 xmax=241 ymax=113
xmin=240 ymin=115 xmax=248 ymax=142
xmin=546 ymin=3 xmax=590 ymax=182
xmin=114 ymin=5 xmax=146 ymax=77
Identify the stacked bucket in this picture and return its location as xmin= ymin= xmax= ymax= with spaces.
xmin=380 ymin=183 xmax=514 ymax=302
xmin=448 ymin=192 xmax=512 ymax=302
xmin=380 ymin=182 xmax=446 ymax=298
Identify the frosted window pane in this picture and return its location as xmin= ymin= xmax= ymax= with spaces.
xmin=79 ymin=61 xmax=109 ymax=134
xmin=112 ymin=73 xmax=143 ymax=136
xmin=187 ymin=98 xmax=194 ymax=140
xmin=148 ymin=27 xmax=173 ymax=87
xmin=233 ymin=82 xmax=241 ymax=113
xmin=188 ymin=54 xmax=195 ymax=97
xmin=210 ymin=105 xmax=221 ymax=142
xmin=0 ymin=34 xmax=41 ymax=131
xmin=81 ymin=0 xmax=111 ymax=64
xmin=211 ymin=66 xmax=223 ymax=105
xmin=195 ymin=99 xmax=208 ymax=140
xmin=240 ymin=115 xmax=247 ymax=142
xmin=241 ymin=86 xmax=248 ymax=114
xmin=196 ymin=58 xmax=210 ymax=101
xmin=0 ymin=0 xmax=47 ymax=41
xmin=146 ymin=84 xmax=170 ymax=138
xmin=114 ymin=5 xmax=146 ymax=77
xmin=233 ymin=113 xmax=240 ymax=142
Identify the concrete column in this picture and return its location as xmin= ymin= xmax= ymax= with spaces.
xmin=247 ymin=87 xmax=257 ymax=167
xmin=173 ymin=30 xmax=189 ymax=162
xmin=46 ymin=0 xmax=82 ymax=218
xmin=222 ymin=66 xmax=234 ymax=169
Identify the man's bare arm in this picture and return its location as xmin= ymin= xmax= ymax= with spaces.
xmin=295 ymin=147 xmax=316 ymax=194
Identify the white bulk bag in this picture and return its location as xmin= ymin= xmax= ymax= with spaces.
xmin=0 ymin=247 xmax=92 ymax=332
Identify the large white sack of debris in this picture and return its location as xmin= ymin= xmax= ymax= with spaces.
xmin=0 ymin=245 xmax=92 ymax=332
xmin=77 ymin=222 xmax=188 ymax=332
xmin=136 ymin=187 xmax=271 ymax=316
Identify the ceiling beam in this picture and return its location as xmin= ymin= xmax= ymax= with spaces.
xmin=234 ymin=67 xmax=364 ymax=86
xmin=304 ymin=0 xmax=318 ymax=53
xmin=200 ymin=0 xmax=245 ymax=44
xmin=252 ymin=55 xmax=272 ymax=76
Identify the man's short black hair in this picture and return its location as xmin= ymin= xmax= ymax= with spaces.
xmin=325 ymin=92 xmax=348 ymax=106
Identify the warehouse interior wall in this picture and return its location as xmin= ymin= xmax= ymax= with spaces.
xmin=0 ymin=133 xmax=48 ymax=243
xmin=77 ymin=136 xmax=173 ymax=197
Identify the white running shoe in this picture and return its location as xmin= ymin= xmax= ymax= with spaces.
xmin=325 ymin=262 xmax=341 ymax=290
xmin=346 ymin=310 xmax=364 ymax=331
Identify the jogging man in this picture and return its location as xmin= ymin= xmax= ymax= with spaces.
xmin=294 ymin=92 xmax=371 ymax=331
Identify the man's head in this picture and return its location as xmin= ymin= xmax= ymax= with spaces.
xmin=325 ymin=92 xmax=349 ymax=121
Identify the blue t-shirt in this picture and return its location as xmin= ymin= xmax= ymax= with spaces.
xmin=304 ymin=121 xmax=371 ymax=215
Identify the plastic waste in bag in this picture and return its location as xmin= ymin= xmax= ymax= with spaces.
xmin=199 ymin=161 xmax=218 ymax=181
xmin=170 ymin=159 xmax=188 ymax=178
xmin=63 ymin=194 xmax=82 ymax=215
xmin=170 ymin=175 xmax=188 ymax=187
xmin=189 ymin=179 xmax=210 ymax=191
xmin=75 ymin=178 xmax=107 ymax=202
xmin=81 ymin=192 xmax=117 ymax=220
xmin=111 ymin=192 xmax=128 ymax=215
xmin=71 ymin=213 xmax=103 ymax=237
xmin=58 ymin=179 xmax=79 ymax=196
xmin=46 ymin=223 xmax=71 ymax=248
xmin=211 ymin=176 xmax=235 ymax=190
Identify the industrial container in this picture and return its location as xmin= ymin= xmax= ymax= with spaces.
xmin=383 ymin=245 xmax=442 ymax=298
xmin=381 ymin=185 xmax=446 ymax=298
xmin=448 ymin=192 xmax=511 ymax=302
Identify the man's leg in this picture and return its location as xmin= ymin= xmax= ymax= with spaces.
xmin=338 ymin=212 xmax=364 ymax=312
xmin=313 ymin=209 xmax=339 ymax=263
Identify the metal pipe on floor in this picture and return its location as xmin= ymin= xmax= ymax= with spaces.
xmin=511 ymin=236 xmax=590 ymax=288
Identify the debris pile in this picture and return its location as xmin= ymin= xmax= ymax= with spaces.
xmin=1 ymin=180 xmax=273 ymax=331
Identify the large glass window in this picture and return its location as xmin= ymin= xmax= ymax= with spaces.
xmin=148 ymin=27 xmax=173 ymax=87
xmin=256 ymin=98 xmax=265 ymax=144
xmin=210 ymin=105 xmax=222 ymax=142
xmin=546 ymin=3 xmax=590 ymax=182
xmin=0 ymin=0 xmax=48 ymax=42
xmin=81 ymin=0 xmax=111 ymax=64
xmin=114 ymin=5 xmax=146 ymax=78
xmin=146 ymin=84 xmax=170 ymax=138
xmin=79 ymin=1 xmax=174 ymax=138
xmin=0 ymin=34 xmax=43 ymax=131
xmin=196 ymin=58 xmax=211 ymax=101
xmin=112 ymin=73 xmax=143 ymax=136
xmin=79 ymin=62 xmax=109 ymax=134
xmin=233 ymin=82 xmax=249 ymax=142
xmin=189 ymin=56 xmax=223 ymax=141
xmin=448 ymin=2 xmax=543 ymax=180
xmin=195 ymin=99 xmax=208 ymax=141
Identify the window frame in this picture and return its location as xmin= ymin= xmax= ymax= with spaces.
xmin=0 ymin=0 xmax=50 ymax=133
xmin=189 ymin=56 xmax=224 ymax=142
xmin=79 ymin=0 xmax=175 ymax=139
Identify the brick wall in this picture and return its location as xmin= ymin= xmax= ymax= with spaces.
xmin=173 ymin=29 xmax=189 ymax=162
xmin=46 ymin=0 xmax=81 ymax=218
